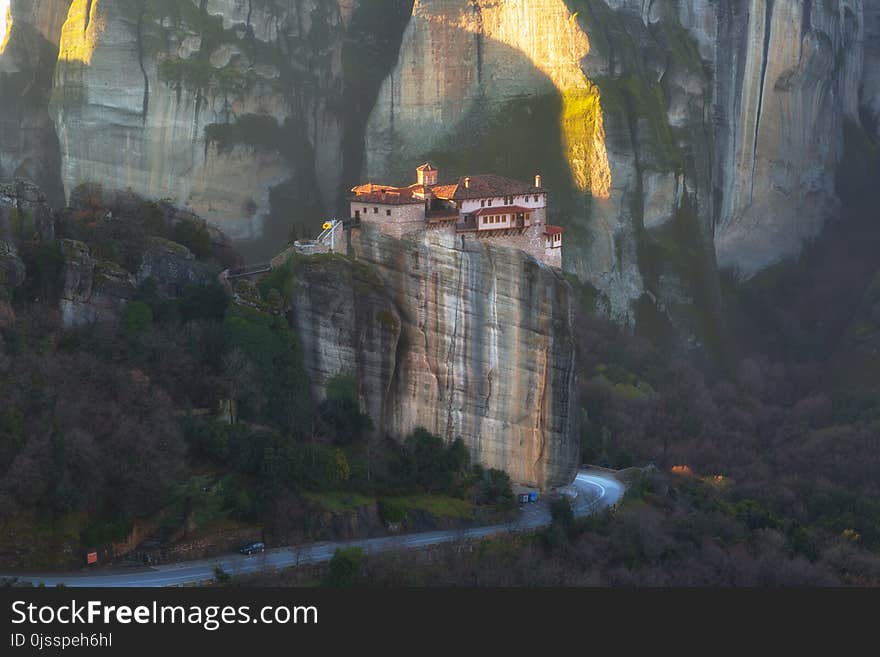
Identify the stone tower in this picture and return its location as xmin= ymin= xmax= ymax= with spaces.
xmin=416 ymin=163 xmax=438 ymax=186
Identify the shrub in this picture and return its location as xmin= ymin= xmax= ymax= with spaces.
xmin=324 ymin=547 xmax=363 ymax=587
xmin=124 ymin=301 xmax=154 ymax=338
xmin=378 ymin=499 xmax=407 ymax=524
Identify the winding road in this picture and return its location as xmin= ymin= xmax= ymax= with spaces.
xmin=1 ymin=470 xmax=625 ymax=588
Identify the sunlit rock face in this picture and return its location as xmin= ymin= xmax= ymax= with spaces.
xmin=364 ymin=0 xmax=876 ymax=344
xmin=291 ymin=224 xmax=580 ymax=489
xmin=364 ymin=0 xmax=713 ymax=329
xmin=1 ymin=0 xmax=874 ymax=345
xmin=365 ymin=0 xmax=610 ymax=199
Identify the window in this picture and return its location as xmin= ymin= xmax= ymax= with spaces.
xmin=386 ymin=209 xmax=392 ymax=216
xmin=374 ymin=207 xmax=379 ymax=214
xmin=364 ymin=207 xmax=368 ymax=213
xmin=488 ymin=199 xmax=493 ymax=207
xmin=481 ymin=200 xmax=486 ymax=208
xmin=534 ymin=195 xmax=539 ymax=202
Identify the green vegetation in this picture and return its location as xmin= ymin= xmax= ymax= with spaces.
xmin=223 ymin=305 xmax=310 ymax=432
xmin=597 ymin=74 xmax=684 ymax=173
xmin=124 ymin=301 xmax=154 ymax=338
xmin=324 ymin=547 xmax=364 ymax=587
xmin=381 ymin=495 xmax=474 ymax=521
xmin=304 ymin=491 xmax=374 ymax=514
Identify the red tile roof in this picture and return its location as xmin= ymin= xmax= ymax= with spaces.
xmin=416 ymin=163 xmax=436 ymax=171
xmin=544 ymin=225 xmax=565 ymax=236
xmin=350 ymin=183 xmax=425 ymax=206
xmin=431 ymin=175 xmax=545 ymax=201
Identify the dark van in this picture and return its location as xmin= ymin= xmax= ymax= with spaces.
xmin=240 ymin=541 xmax=266 ymax=555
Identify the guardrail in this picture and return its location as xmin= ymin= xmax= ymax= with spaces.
xmin=226 ymin=263 xmax=272 ymax=280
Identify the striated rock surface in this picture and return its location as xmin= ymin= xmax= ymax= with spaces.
xmin=0 ymin=0 xmax=876 ymax=346
xmin=0 ymin=1 xmax=70 ymax=204
xmin=363 ymin=0 xmax=877 ymax=338
xmin=713 ymin=0 xmax=866 ymax=275
xmin=48 ymin=0 xmax=411 ymax=247
xmin=290 ymin=224 xmax=579 ymax=489
xmin=364 ymin=0 xmax=716 ymax=333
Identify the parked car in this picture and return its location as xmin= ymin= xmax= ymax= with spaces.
xmin=239 ymin=541 xmax=266 ymax=555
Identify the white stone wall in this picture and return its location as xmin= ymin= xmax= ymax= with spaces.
xmin=460 ymin=193 xmax=547 ymax=214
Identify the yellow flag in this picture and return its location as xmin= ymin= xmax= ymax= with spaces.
xmin=322 ymin=222 xmax=333 ymax=230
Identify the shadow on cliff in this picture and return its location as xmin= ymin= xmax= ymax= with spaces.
xmin=371 ymin=28 xmax=585 ymax=220
xmin=237 ymin=0 xmax=416 ymax=262
xmin=0 ymin=17 xmax=65 ymax=205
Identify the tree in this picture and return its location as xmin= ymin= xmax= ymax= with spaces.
xmin=549 ymin=497 xmax=575 ymax=532
xmin=124 ymin=301 xmax=153 ymax=339
xmin=324 ymin=548 xmax=363 ymax=587
xmin=318 ymin=374 xmax=372 ymax=446
xmin=222 ymin=348 xmax=256 ymax=425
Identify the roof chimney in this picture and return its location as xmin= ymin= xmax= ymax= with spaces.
xmin=535 ymin=174 xmax=543 ymax=189
xmin=464 ymin=177 xmax=471 ymax=189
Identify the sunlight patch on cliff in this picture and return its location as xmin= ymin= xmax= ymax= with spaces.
xmin=57 ymin=0 xmax=105 ymax=65
xmin=0 ymin=0 xmax=11 ymax=56
xmin=562 ymin=85 xmax=611 ymax=199
xmin=420 ymin=0 xmax=611 ymax=199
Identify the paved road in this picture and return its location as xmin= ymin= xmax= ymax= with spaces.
xmin=1 ymin=471 xmax=625 ymax=588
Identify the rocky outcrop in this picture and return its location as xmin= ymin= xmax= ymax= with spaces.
xmin=58 ymin=230 xmax=211 ymax=327
xmin=136 ymin=235 xmax=211 ymax=294
xmin=0 ymin=179 xmax=55 ymax=243
xmin=290 ymin=224 xmax=579 ymax=489
xmin=59 ymin=238 xmax=136 ymax=327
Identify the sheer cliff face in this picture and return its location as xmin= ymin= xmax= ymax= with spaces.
xmin=364 ymin=0 xmax=715 ymax=327
xmin=713 ymin=0 xmax=866 ymax=275
xmin=364 ymin=0 xmax=876 ymax=329
xmin=0 ymin=0 xmax=71 ymax=204
xmin=1 ymin=0 xmax=877 ymax=338
xmin=48 ymin=0 xmax=363 ymax=243
xmin=291 ymin=225 xmax=580 ymax=489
